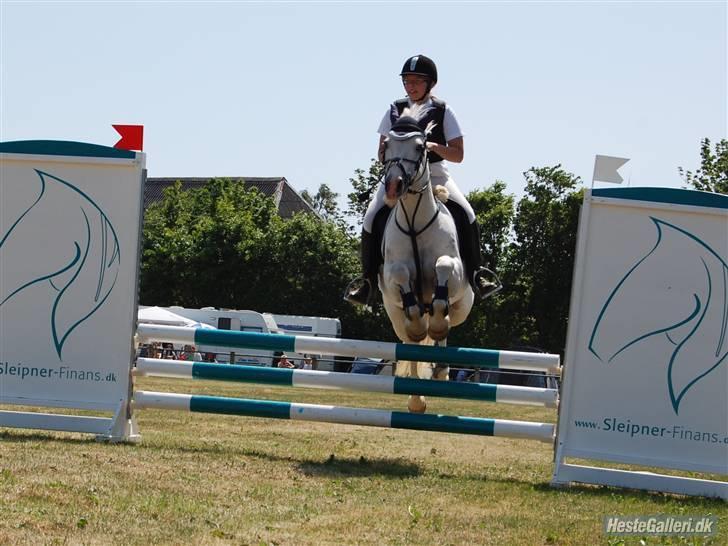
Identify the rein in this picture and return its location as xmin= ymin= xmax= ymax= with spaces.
xmin=386 ymin=144 xmax=440 ymax=311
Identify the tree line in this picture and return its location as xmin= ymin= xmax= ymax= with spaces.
xmin=140 ymin=138 xmax=727 ymax=356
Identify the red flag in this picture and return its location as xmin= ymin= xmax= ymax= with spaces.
xmin=112 ymin=124 xmax=144 ymax=151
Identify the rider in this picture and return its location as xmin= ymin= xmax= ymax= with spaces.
xmin=345 ymin=54 xmax=492 ymax=306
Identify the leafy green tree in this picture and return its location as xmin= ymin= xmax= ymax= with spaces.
xmin=139 ymin=177 xmax=393 ymax=341
xmin=467 ymin=181 xmax=515 ymax=272
xmin=447 ymin=182 xmax=516 ymax=349
xmin=140 ymin=179 xmax=277 ymax=308
xmin=503 ymin=165 xmax=584 ymax=354
xmin=246 ymin=211 xmax=358 ymax=316
xmin=301 ymin=183 xmax=348 ymax=229
xmin=678 ymin=138 xmax=728 ymax=194
xmin=346 ymin=159 xmax=384 ymax=227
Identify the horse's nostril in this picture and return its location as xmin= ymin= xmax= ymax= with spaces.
xmin=385 ymin=176 xmax=404 ymax=199
xmin=386 ymin=175 xmax=400 ymax=187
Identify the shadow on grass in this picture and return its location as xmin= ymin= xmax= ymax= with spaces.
xmin=0 ymin=429 xmax=417 ymax=479
xmin=165 ymin=442 xmax=423 ymax=478
xmin=4 ymin=431 xmax=722 ymax=505
xmin=297 ymin=454 xmax=421 ymax=478
xmin=532 ymin=482 xmax=727 ymax=506
xmin=0 ymin=430 xmax=103 ymax=445
xmin=137 ymin=438 xmax=423 ymax=478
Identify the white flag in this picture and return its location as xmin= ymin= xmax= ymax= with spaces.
xmin=593 ymin=155 xmax=630 ymax=184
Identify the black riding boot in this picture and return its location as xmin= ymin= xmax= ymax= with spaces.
xmin=464 ymin=220 xmax=501 ymax=300
xmin=344 ymin=230 xmax=378 ymax=306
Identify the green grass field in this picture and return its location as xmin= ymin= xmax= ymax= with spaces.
xmin=1 ymin=376 xmax=725 ymax=545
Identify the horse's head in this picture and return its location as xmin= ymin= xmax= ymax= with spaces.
xmin=382 ymin=105 xmax=434 ymax=205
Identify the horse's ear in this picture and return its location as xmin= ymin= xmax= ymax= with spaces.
xmin=425 ymin=120 xmax=437 ymax=135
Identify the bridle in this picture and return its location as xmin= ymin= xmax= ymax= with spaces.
xmin=382 ymin=133 xmax=428 ymax=197
xmin=383 ymin=131 xmax=442 ymax=314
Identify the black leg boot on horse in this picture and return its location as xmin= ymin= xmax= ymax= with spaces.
xmin=444 ymin=201 xmax=503 ymax=301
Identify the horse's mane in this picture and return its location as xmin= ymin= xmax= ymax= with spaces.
xmin=401 ymin=103 xmax=437 ymax=135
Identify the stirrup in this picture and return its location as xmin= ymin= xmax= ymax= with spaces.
xmin=473 ymin=267 xmax=502 ymax=301
xmin=343 ymin=277 xmax=372 ymax=307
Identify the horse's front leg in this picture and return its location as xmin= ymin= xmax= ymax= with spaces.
xmin=428 ymin=256 xmax=457 ymax=341
xmin=384 ymin=261 xmax=426 ymax=342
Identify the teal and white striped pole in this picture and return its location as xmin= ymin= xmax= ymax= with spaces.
xmin=135 ymin=358 xmax=558 ymax=407
xmin=136 ymin=324 xmax=561 ymax=373
xmin=134 ymin=390 xmax=555 ymax=443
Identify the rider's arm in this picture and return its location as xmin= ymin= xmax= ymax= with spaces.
xmin=378 ymin=135 xmax=386 ymax=162
xmin=426 ymin=137 xmax=464 ymax=163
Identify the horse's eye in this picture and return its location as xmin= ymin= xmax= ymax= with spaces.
xmin=416 ymin=143 xmax=425 ymax=152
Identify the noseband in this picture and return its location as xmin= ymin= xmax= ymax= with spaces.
xmin=383 ymin=131 xmax=429 ymax=195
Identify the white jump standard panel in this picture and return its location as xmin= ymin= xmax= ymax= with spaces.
xmin=0 ymin=140 xmax=145 ymax=441
xmin=553 ymin=187 xmax=728 ymax=500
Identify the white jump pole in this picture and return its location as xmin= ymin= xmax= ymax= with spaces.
xmin=135 ymin=358 xmax=559 ymax=408
xmin=134 ymin=390 xmax=556 ymax=443
xmin=136 ymin=324 xmax=561 ymax=374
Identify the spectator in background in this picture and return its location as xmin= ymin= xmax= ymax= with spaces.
xmin=180 ymin=344 xmax=203 ymax=362
xmin=138 ymin=344 xmax=150 ymax=358
xmin=273 ymin=353 xmax=295 ymax=369
xmin=302 ymin=354 xmax=314 ymax=370
xmin=161 ymin=342 xmax=175 ymax=359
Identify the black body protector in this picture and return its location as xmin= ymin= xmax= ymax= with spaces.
xmin=390 ymin=98 xmax=447 ymax=164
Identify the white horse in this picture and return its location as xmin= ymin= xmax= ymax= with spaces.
xmin=378 ymin=105 xmax=475 ymax=413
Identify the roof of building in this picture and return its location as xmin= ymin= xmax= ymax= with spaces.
xmin=144 ymin=177 xmax=316 ymax=218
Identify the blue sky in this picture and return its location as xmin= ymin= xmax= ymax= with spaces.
xmin=1 ymin=1 xmax=725 ymax=209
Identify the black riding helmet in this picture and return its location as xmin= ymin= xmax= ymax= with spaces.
xmin=400 ymin=55 xmax=438 ymax=88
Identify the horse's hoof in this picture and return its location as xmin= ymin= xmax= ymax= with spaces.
xmin=408 ymin=400 xmax=427 ymax=413
xmin=405 ymin=327 xmax=427 ymax=342
xmin=428 ymin=317 xmax=450 ymax=341
xmin=427 ymin=325 xmax=450 ymax=341
xmin=405 ymin=316 xmax=427 ymax=342
xmin=433 ymin=366 xmax=450 ymax=381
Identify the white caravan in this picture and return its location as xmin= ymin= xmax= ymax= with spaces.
xmin=159 ymin=307 xmax=342 ymax=369
xmin=163 ymin=306 xmax=282 ymax=365
xmin=267 ymin=314 xmax=341 ymax=338
xmin=266 ymin=314 xmax=342 ymax=371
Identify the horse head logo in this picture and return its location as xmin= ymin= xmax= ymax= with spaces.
xmin=0 ymin=169 xmax=121 ymax=359
xmin=588 ymin=217 xmax=728 ymax=415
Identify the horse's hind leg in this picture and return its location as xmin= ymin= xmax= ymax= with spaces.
xmin=428 ymin=256 xmax=456 ymax=341
xmin=396 ymin=360 xmax=428 ymax=413
xmin=432 ymin=339 xmax=450 ymax=381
